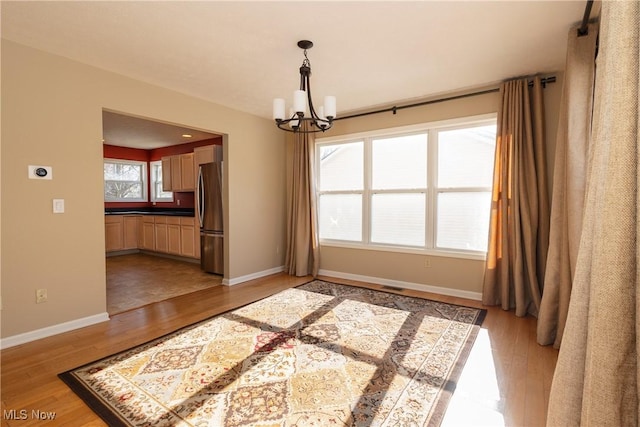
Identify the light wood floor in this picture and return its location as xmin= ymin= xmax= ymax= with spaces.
xmin=106 ymin=253 xmax=222 ymax=314
xmin=0 ymin=260 xmax=558 ymax=426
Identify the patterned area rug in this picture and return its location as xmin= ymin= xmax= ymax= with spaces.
xmin=60 ymin=280 xmax=486 ymax=426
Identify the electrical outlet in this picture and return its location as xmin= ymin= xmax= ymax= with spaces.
xmin=424 ymin=257 xmax=432 ymax=268
xmin=36 ymin=289 xmax=48 ymax=304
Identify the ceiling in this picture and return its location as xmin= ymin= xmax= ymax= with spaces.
xmin=102 ymin=111 xmax=219 ymax=149
xmin=2 ymin=1 xmax=590 ymax=148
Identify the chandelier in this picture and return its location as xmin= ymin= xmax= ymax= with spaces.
xmin=273 ymin=40 xmax=336 ymax=133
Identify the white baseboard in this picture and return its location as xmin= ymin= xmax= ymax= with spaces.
xmin=318 ymin=269 xmax=482 ymax=301
xmin=223 ymin=266 xmax=285 ymax=286
xmin=0 ymin=312 xmax=110 ymax=350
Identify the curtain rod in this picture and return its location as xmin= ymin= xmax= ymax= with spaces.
xmin=577 ymin=0 xmax=594 ymax=36
xmin=334 ymin=75 xmax=556 ymax=122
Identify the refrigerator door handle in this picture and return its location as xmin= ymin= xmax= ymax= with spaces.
xmin=197 ymin=166 xmax=204 ymax=229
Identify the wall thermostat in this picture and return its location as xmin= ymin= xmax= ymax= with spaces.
xmin=28 ymin=165 xmax=53 ymax=180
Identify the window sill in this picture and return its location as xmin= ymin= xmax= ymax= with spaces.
xmin=319 ymin=240 xmax=487 ymax=261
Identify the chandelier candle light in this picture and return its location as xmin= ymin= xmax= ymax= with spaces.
xmin=273 ymin=40 xmax=336 ymax=133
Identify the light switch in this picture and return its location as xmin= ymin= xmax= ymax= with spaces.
xmin=53 ymin=199 xmax=65 ymax=213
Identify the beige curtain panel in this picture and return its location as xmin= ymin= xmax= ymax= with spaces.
xmin=284 ymin=125 xmax=320 ymax=277
xmin=547 ymin=2 xmax=639 ymax=425
xmin=537 ymin=22 xmax=598 ymax=348
xmin=482 ymin=77 xmax=550 ymax=317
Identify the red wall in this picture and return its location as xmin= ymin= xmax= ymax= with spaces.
xmin=103 ymin=137 xmax=222 ymax=209
xmin=149 ymin=137 xmax=221 ymax=161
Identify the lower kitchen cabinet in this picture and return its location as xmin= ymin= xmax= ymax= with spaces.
xmin=154 ymin=216 xmax=168 ymax=253
xmin=141 ymin=216 xmax=155 ymax=250
xmin=105 ymin=216 xmax=124 ymax=252
xmin=106 ymin=214 xmax=199 ymax=260
xmin=180 ymin=217 xmax=196 ymax=258
xmin=167 ymin=217 xmax=182 ymax=255
xmin=123 ymin=216 xmax=140 ymax=250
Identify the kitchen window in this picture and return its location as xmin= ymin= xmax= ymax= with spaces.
xmin=150 ymin=160 xmax=173 ymax=202
xmin=103 ymin=159 xmax=147 ymax=202
xmin=316 ymin=114 xmax=496 ymax=258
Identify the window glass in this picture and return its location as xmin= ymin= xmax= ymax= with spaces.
xmin=372 ymin=134 xmax=427 ymax=190
xmin=104 ymin=159 xmax=146 ymax=201
xmin=150 ymin=161 xmax=173 ymax=202
xmin=371 ymin=193 xmax=426 ymax=246
xmin=319 ymin=142 xmax=363 ymax=191
xmin=436 ymin=191 xmax=492 ymax=251
xmin=318 ymin=194 xmax=362 ymax=241
xmin=438 ymin=125 xmax=496 ymax=188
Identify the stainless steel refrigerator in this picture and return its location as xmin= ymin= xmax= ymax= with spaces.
xmin=197 ymin=162 xmax=224 ymax=274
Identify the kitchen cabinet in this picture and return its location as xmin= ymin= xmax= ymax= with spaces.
xmin=105 ymin=213 xmax=198 ymax=259
xmin=105 ymin=216 xmax=124 ymax=252
xmin=167 ymin=217 xmax=181 ymax=255
xmin=180 ymin=153 xmax=195 ymax=191
xmin=106 ymin=215 xmax=140 ymax=252
xmin=123 ymin=216 xmax=139 ymax=250
xmin=154 ymin=216 xmax=168 ymax=253
xmin=180 ymin=217 xmax=197 ymax=258
xmin=194 ymin=145 xmax=215 ymax=166
xmin=161 ymin=157 xmax=172 ymax=192
xmin=170 ymin=156 xmax=182 ymax=191
xmin=141 ymin=216 xmax=155 ymax=250
xmin=162 ymin=153 xmax=195 ymax=192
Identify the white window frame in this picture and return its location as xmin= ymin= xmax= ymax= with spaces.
xmin=103 ymin=158 xmax=147 ymax=202
xmin=315 ymin=113 xmax=497 ymax=260
xmin=149 ymin=160 xmax=173 ymax=202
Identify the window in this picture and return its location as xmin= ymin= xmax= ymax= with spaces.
xmin=104 ymin=159 xmax=147 ymax=202
xmin=435 ymin=125 xmax=495 ymax=252
xmin=316 ymin=115 xmax=496 ymax=257
xmin=150 ymin=160 xmax=173 ymax=202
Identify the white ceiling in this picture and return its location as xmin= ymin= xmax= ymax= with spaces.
xmin=1 ymin=1 xmax=589 ymax=148
xmin=102 ymin=111 xmax=219 ymax=149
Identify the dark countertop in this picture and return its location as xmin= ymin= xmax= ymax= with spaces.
xmin=105 ymin=208 xmax=195 ymax=217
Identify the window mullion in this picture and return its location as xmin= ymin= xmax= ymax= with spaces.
xmin=363 ymin=137 xmax=372 ymax=244
xmin=426 ymin=129 xmax=437 ymax=249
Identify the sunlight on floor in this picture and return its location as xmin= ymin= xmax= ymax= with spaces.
xmin=441 ymin=328 xmax=505 ymax=426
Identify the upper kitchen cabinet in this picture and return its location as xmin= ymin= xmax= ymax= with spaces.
xmin=162 ymin=152 xmax=195 ymax=192
xmin=194 ymin=145 xmax=214 ymax=166
xmin=161 ymin=157 xmax=172 ymax=191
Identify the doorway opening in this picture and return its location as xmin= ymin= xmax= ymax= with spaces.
xmin=102 ymin=110 xmax=225 ymax=314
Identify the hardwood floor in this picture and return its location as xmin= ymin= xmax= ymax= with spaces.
xmin=0 ymin=271 xmax=558 ymax=426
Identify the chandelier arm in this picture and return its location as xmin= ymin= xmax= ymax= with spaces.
xmin=275 ymin=119 xmax=330 ymax=133
xmin=305 ymin=74 xmax=318 ymax=118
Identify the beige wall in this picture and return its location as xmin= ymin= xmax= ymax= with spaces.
xmin=1 ymin=40 xmax=287 ymax=338
xmin=315 ymin=78 xmax=563 ymax=296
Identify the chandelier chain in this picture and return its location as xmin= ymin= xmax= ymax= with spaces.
xmin=302 ymin=49 xmax=311 ymax=68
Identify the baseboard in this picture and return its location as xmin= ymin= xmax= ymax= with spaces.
xmin=318 ymin=269 xmax=482 ymax=301
xmin=0 ymin=312 xmax=110 ymax=350
xmin=222 ymin=265 xmax=285 ymax=286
